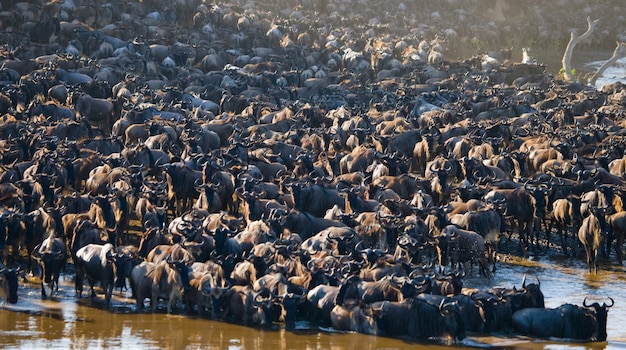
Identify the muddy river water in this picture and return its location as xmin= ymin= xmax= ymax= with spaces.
xmin=2 ymin=254 xmax=625 ymax=350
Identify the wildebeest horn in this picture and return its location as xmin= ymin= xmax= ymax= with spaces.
xmin=342 ymin=231 xmax=355 ymax=241
xmin=429 ymin=162 xmax=439 ymax=172
xmin=254 ymin=291 xmax=269 ymax=304
xmin=306 ymin=258 xmax=318 ymax=272
xmin=603 ymin=297 xmax=614 ymax=308
xmin=438 ymin=297 xmax=446 ymax=312
xmin=354 ymin=240 xmax=364 ymax=252
xmin=32 ymin=244 xmax=42 ymax=258
xmin=522 ymin=273 xmax=526 ymax=288
xmin=327 ymin=230 xmax=338 ymax=240
xmin=583 ymin=297 xmax=593 ymax=307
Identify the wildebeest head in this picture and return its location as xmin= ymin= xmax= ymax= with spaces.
xmin=583 ymin=296 xmax=614 ymax=341
xmin=251 ymin=287 xmax=275 ymax=327
xmin=439 ymin=297 xmax=466 ymax=341
xmin=273 ymin=285 xmax=305 ymax=330
xmin=32 ymin=237 xmax=66 ymax=284
xmin=520 ymin=274 xmax=545 ymax=309
xmin=92 ymin=194 xmax=119 ymax=243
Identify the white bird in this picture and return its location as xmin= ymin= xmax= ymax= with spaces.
xmin=522 ymin=47 xmax=538 ymax=65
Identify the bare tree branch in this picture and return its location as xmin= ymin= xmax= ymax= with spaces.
xmin=561 ymin=16 xmax=600 ymax=81
xmin=588 ymin=42 xmax=626 ymax=87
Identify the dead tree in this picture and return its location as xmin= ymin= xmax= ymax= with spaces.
xmin=561 ymin=16 xmax=600 ymax=81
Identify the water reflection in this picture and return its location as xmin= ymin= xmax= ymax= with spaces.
xmin=0 ymin=305 xmax=619 ymax=350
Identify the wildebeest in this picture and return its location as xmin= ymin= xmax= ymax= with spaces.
xmin=74 ymin=243 xmax=117 ymax=302
xmin=370 ymin=294 xmax=466 ymax=342
xmin=483 ymin=185 xmax=536 ymax=253
xmin=72 ymin=93 xmax=119 ymax=134
xmin=550 ymin=196 xmax=581 ymax=255
xmin=606 ymin=210 xmax=626 ymax=264
xmin=512 ymin=297 xmax=614 ymax=341
xmin=289 ymin=181 xmax=345 ymax=217
xmin=185 ymin=261 xmax=230 ymax=318
xmin=449 ymin=208 xmax=502 ymax=272
xmin=330 ymin=304 xmax=379 ymax=335
xmin=578 ymin=207 xmax=606 ymax=273
xmin=32 ymin=235 xmax=67 ymax=298
xmin=302 ymin=276 xmax=337 ymax=315
xmin=0 ymin=262 xmax=19 ymax=304
xmin=131 ymin=260 xmax=190 ymax=313
xmin=436 ymin=225 xmax=491 ymax=277
xmin=222 ymin=285 xmax=275 ymax=327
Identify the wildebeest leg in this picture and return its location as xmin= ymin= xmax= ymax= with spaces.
xmin=532 ymin=218 xmax=542 ymax=252
xmin=75 ymin=269 xmax=84 ymax=297
xmin=136 ymin=298 xmax=142 ymax=310
xmin=605 ymin=230 xmax=614 ymax=259
xmin=559 ymin=226 xmax=569 ymax=256
xmin=517 ymin=219 xmax=532 ymax=256
xmin=509 ymin=217 xmax=520 ymax=247
xmin=151 ymin=293 xmax=158 ymax=312
xmin=89 ymin=280 xmax=97 ymax=298
xmin=525 ymin=220 xmax=534 ymax=256
xmin=545 ymin=221 xmax=553 ymax=251
xmin=615 ymin=231 xmax=624 ymax=265
xmin=584 ymin=250 xmax=591 ymax=272
xmin=584 ymin=246 xmax=597 ymax=273
xmin=486 ymin=243 xmax=497 ymax=273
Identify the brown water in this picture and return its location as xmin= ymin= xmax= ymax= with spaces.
xmin=1 ymin=255 xmax=625 ymax=350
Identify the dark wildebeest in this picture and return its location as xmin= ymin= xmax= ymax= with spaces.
xmin=222 ymin=285 xmax=275 ymax=327
xmin=512 ymin=297 xmax=614 ymax=341
xmin=436 ymin=225 xmax=491 ymax=277
xmin=0 ymin=262 xmax=19 ymax=303
xmin=370 ymin=294 xmax=466 ymax=342
xmin=32 ymin=235 xmax=67 ymax=298
xmin=483 ymin=186 xmax=536 ymax=253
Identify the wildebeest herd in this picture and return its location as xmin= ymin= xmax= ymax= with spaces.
xmin=0 ymin=0 xmax=623 ymax=344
